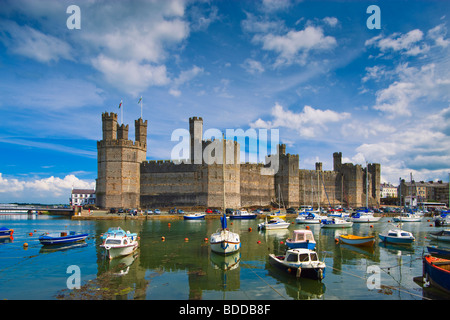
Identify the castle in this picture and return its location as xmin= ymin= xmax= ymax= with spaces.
xmin=96 ymin=112 xmax=381 ymax=210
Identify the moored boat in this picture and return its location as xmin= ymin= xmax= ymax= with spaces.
xmin=285 ymin=229 xmax=316 ymax=250
xmin=0 ymin=227 xmax=14 ymax=239
xmin=393 ymin=213 xmax=422 ymax=222
xmin=183 ymin=212 xmax=206 ymax=220
xmin=423 ymin=255 xmax=450 ymax=294
xmin=427 ymin=246 xmax=450 ymax=258
xmin=268 ymin=248 xmax=326 ymax=280
xmin=350 ymin=209 xmax=381 ymax=223
xmin=338 ymin=234 xmax=375 ymax=247
xmin=229 ymin=210 xmax=257 ymax=220
xmin=320 ymin=218 xmax=353 ymax=228
xmin=210 ymin=214 xmax=240 ymax=255
xmin=295 ymin=212 xmax=327 ymax=224
xmin=100 ymin=230 xmax=139 ymax=260
xmin=258 ymin=217 xmax=290 ymax=230
xmin=39 ymin=231 xmax=88 ymax=245
xmin=268 ymin=211 xmax=286 ymax=219
xmin=378 ymin=228 xmax=415 ymax=245
xmin=428 ymin=230 xmax=450 ymax=242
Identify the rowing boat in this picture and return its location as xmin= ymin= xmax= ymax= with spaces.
xmin=338 ymin=234 xmax=375 ymax=247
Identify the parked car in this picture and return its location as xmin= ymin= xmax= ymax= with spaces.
xmin=286 ymin=207 xmax=297 ymax=214
xmin=146 ymin=209 xmax=153 ymax=214
xmin=205 ymin=208 xmax=213 ymax=214
xmin=154 ymin=209 xmax=161 ymax=214
xmin=177 ymin=209 xmax=185 ymax=214
xmin=226 ymin=208 xmax=235 ymax=214
xmin=213 ymin=209 xmax=221 ymax=214
xmin=169 ymin=209 xmax=176 ymax=214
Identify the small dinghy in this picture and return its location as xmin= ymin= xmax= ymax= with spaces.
xmin=285 ymin=229 xmax=316 ymax=250
xmin=427 ymin=246 xmax=450 ymax=258
xmin=423 ymin=255 xmax=450 ymax=295
xmin=0 ymin=227 xmax=14 ymax=239
xmin=268 ymin=248 xmax=326 ymax=280
xmin=428 ymin=230 xmax=450 ymax=242
xmin=338 ymin=234 xmax=375 ymax=247
xmin=39 ymin=231 xmax=88 ymax=245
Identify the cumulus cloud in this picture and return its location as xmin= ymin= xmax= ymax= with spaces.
xmin=365 ymin=29 xmax=429 ymax=56
xmin=254 ymin=26 xmax=337 ymax=66
xmin=0 ymin=173 xmax=95 ymax=202
xmin=250 ymin=102 xmax=350 ymax=138
xmin=241 ymin=59 xmax=265 ymax=74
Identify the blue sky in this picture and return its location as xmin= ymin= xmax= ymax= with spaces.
xmin=0 ymin=0 xmax=449 ymax=204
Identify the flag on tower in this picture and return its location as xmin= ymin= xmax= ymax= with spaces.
xmin=138 ymin=97 xmax=142 ymax=104
xmin=119 ymin=100 xmax=123 ymax=108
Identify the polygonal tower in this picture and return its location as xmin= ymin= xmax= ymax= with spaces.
xmin=96 ymin=112 xmax=147 ymax=209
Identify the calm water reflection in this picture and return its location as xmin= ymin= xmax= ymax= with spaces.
xmin=0 ymin=214 xmax=449 ymax=300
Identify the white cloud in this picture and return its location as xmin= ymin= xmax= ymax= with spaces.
xmin=0 ymin=173 xmax=95 ymax=202
xmin=250 ymin=102 xmax=350 ymax=138
xmin=427 ymin=24 xmax=450 ymax=48
xmin=322 ymin=17 xmax=338 ymax=27
xmin=91 ymin=55 xmax=170 ymax=96
xmin=365 ymin=29 xmax=430 ymax=56
xmin=241 ymin=59 xmax=265 ymax=74
xmin=254 ymin=26 xmax=337 ymax=66
xmin=169 ymin=65 xmax=204 ymax=96
xmin=0 ymin=20 xmax=73 ymax=63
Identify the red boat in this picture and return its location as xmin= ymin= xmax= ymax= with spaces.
xmin=423 ymin=255 xmax=450 ymax=295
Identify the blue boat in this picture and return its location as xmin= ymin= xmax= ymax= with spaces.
xmin=427 ymin=246 xmax=450 ymax=258
xmin=183 ymin=213 xmax=206 ymax=220
xmin=378 ymin=228 xmax=415 ymax=245
xmin=229 ymin=210 xmax=257 ymax=220
xmin=0 ymin=227 xmax=14 ymax=238
xmin=39 ymin=231 xmax=88 ymax=245
xmin=285 ymin=230 xmax=316 ymax=250
xmin=423 ymin=255 xmax=450 ymax=294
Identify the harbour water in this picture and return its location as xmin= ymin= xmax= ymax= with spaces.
xmin=0 ymin=213 xmax=449 ymax=300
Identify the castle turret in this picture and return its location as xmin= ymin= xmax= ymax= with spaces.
xmin=333 ymin=152 xmax=342 ymax=172
xmin=102 ymin=112 xmax=117 ymax=140
xmin=189 ymin=117 xmax=203 ymax=164
xmin=117 ymin=123 xmax=129 ymax=140
xmin=135 ymin=118 xmax=147 ymax=147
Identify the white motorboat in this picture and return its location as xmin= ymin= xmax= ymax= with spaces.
xmin=268 ymin=248 xmax=326 ymax=280
xmin=210 ymin=214 xmax=241 ymax=254
xmin=100 ymin=230 xmax=139 ymax=260
xmin=320 ymin=218 xmax=353 ymax=228
xmin=258 ymin=217 xmax=290 ymax=230
xmin=378 ymin=228 xmax=415 ymax=245
xmin=350 ymin=209 xmax=381 ymax=223
xmin=295 ymin=212 xmax=327 ymax=224
xmin=183 ymin=212 xmax=206 ymax=220
xmin=393 ymin=213 xmax=422 ymax=222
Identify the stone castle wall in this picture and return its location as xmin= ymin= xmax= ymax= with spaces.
xmin=96 ymin=113 xmax=381 ymax=209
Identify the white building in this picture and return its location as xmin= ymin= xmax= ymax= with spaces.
xmin=380 ymin=183 xmax=397 ymax=198
xmin=71 ymin=189 xmax=96 ymax=206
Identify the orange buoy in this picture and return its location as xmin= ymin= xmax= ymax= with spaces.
xmin=184 ymin=237 xmax=189 ymax=242
xmin=161 ymin=236 xmax=165 ymax=241
xmin=335 ymin=238 xmax=339 ymax=243
xmin=168 ymin=223 xmax=171 ymax=227
xmin=306 ymin=226 xmax=310 ymax=230
xmin=257 ymin=240 xmax=261 ymax=244
xmin=387 ymin=220 xmax=390 ymax=223
xmin=248 ymin=227 xmax=252 ymax=232
xmin=204 ymin=237 xmax=208 ymax=242
xmin=280 ymin=241 xmax=284 ymax=244
xmin=370 ymin=225 xmax=374 ymax=228
xmin=28 ymin=232 xmax=33 ymax=236
xmin=430 ymin=224 xmax=433 ymax=227
xmin=23 ymin=243 xmax=28 ymax=248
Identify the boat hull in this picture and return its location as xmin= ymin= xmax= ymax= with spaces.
xmin=0 ymin=228 xmax=14 ymax=239
xmin=339 ymin=235 xmax=375 ymax=247
xmin=229 ymin=214 xmax=257 ymax=220
xmin=258 ymin=222 xmax=290 ymax=230
xmin=428 ymin=231 xmax=450 ymax=242
xmin=285 ymin=240 xmax=316 ymax=250
xmin=427 ymin=246 xmax=450 ymax=258
xmin=393 ymin=217 xmax=422 ymax=222
xmin=350 ymin=217 xmax=381 ymax=223
xmin=102 ymin=242 xmax=138 ymax=260
xmin=183 ymin=214 xmax=205 ymax=220
xmin=210 ymin=230 xmax=241 ymax=255
xmin=39 ymin=232 xmax=88 ymax=245
xmin=423 ymin=255 xmax=450 ymax=294
xmin=268 ymin=254 xmax=325 ymax=280
xmin=378 ymin=234 xmax=414 ymax=245
xmin=320 ymin=219 xmax=353 ymax=228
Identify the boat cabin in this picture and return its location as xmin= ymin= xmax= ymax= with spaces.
xmin=104 ymin=237 xmax=130 ymax=246
xmin=289 ymin=230 xmax=315 ymax=243
xmin=285 ymin=249 xmax=319 ymax=263
xmin=387 ymin=230 xmax=413 ymax=238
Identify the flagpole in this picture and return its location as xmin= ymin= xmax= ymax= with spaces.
xmin=121 ymin=100 xmax=123 ymax=124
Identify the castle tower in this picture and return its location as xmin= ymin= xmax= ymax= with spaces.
xmin=333 ymin=152 xmax=342 ymax=171
xmin=102 ymin=112 xmax=117 ymax=140
xmin=275 ymin=144 xmax=299 ymax=208
xmin=135 ymin=118 xmax=147 ymax=147
xmin=96 ymin=112 xmax=147 ymax=209
xmin=189 ymin=117 xmax=203 ymax=164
